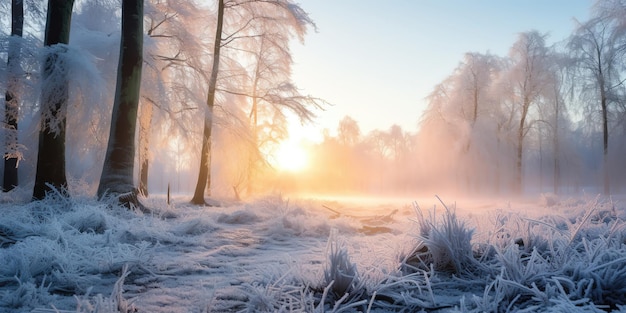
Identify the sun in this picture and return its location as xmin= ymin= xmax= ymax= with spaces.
xmin=274 ymin=140 xmax=309 ymax=172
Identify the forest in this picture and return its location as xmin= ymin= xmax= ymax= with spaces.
xmin=1 ymin=0 xmax=626 ymax=202
xmin=292 ymin=4 xmax=626 ymax=198
xmin=0 ymin=0 xmax=323 ymax=206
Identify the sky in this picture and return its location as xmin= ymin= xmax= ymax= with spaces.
xmin=289 ymin=0 xmax=592 ymax=143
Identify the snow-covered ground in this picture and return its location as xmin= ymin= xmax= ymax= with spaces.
xmin=1 ymin=190 xmax=626 ymax=312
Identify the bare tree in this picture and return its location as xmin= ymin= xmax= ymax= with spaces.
xmin=507 ymin=31 xmax=550 ymax=195
xmin=543 ymin=51 xmax=572 ymax=194
xmin=446 ymin=53 xmax=501 ymax=151
xmin=419 ymin=52 xmax=505 ymax=193
xmin=568 ymin=16 xmax=626 ymax=195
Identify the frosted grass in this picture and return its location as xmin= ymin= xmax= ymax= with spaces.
xmin=1 ymin=190 xmax=625 ymax=312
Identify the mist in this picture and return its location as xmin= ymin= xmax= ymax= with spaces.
xmin=1 ymin=1 xmax=624 ymax=205
xmin=145 ymin=23 xmax=626 ymax=203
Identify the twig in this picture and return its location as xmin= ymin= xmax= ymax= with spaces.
xmin=322 ymin=205 xmax=341 ymax=216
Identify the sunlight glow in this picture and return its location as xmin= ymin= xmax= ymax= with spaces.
xmin=168 ymin=134 xmax=192 ymax=172
xmin=274 ymin=140 xmax=309 ymax=172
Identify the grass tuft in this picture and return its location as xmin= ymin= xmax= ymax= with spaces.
xmin=402 ymin=197 xmax=482 ymax=276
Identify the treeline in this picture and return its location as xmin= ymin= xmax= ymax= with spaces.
xmin=0 ymin=0 xmax=322 ymax=204
xmin=284 ymin=1 xmax=626 ymax=197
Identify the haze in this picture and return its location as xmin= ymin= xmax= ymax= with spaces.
xmin=0 ymin=0 xmax=621 ymax=204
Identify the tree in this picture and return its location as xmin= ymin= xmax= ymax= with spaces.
xmin=419 ymin=52 xmax=505 ymax=193
xmin=508 ymin=31 xmax=550 ymax=195
xmin=365 ymin=129 xmax=390 ymax=190
xmin=568 ymin=16 xmax=626 ymax=195
xmin=190 ymin=0 xmax=318 ymax=203
xmin=543 ymin=51 xmax=571 ymax=194
xmin=190 ymin=0 xmax=224 ymax=205
xmin=135 ymin=0 xmax=213 ymax=197
xmin=455 ymin=53 xmax=500 ymax=152
xmin=337 ymin=116 xmax=360 ymax=147
xmin=240 ymin=19 xmax=320 ymax=196
xmin=3 ymin=0 xmax=23 ymax=191
xmin=97 ymin=0 xmax=145 ymax=208
xmin=138 ymin=100 xmax=152 ymax=196
xmin=32 ymin=0 xmax=74 ymax=200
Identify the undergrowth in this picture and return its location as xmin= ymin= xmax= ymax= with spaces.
xmin=304 ymin=195 xmax=626 ymax=312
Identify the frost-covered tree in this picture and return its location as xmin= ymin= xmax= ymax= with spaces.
xmin=190 ymin=0 xmax=224 ymax=205
xmin=191 ymin=0 xmax=317 ymax=203
xmin=507 ymin=31 xmax=550 ymax=195
xmin=33 ymin=0 xmax=75 ymax=200
xmin=238 ymin=15 xmax=321 ymax=196
xmin=97 ymin=0 xmax=145 ymax=208
xmin=387 ymin=124 xmax=409 ymax=162
xmin=418 ymin=52 xmax=504 ymax=193
xmin=456 ymin=53 xmax=501 ymax=152
xmin=137 ymin=0 xmax=210 ymax=196
xmin=337 ymin=116 xmax=360 ymax=147
xmin=568 ymin=7 xmax=626 ymax=195
xmin=3 ymin=0 xmax=23 ymax=191
xmin=541 ymin=50 xmax=572 ymax=194
xmin=364 ymin=129 xmax=390 ymax=190
xmin=448 ymin=53 xmax=502 ymax=191
xmin=592 ymin=0 xmax=626 ymax=33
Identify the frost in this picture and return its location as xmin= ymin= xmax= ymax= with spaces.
xmin=1 ymin=194 xmax=626 ymax=312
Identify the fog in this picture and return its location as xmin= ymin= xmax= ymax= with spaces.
xmin=136 ymin=107 xmax=624 ymax=203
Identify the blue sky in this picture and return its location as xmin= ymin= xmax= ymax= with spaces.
xmin=290 ymin=0 xmax=592 ymax=142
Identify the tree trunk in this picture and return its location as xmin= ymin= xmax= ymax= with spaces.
xmin=539 ymin=132 xmax=543 ymax=192
xmin=553 ymin=97 xmax=560 ymax=194
xmin=191 ymin=112 xmax=214 ymax=204
xmin=191 ymin=0 xmax=224 ymax=205
xmin=138 ymin=101 xmax=153 ymax=196
xmin=594 ymin=59 xmax=610 ymax=195
xmin=495 ymin=133 xmax=501 ymax=195
xmin=515 ymin=96 xmax=531 ymax=196
xmin=515 ymin=120 xmax=524 ymax=195
xmin=246 ymin=62 xmax=261 ymax=197
xmin=600 ymin=85 xmax=610 ymax=195
xmin=553 ymin=138 xmax=560 ymax=194
xmin=33 ymin=0 xmax=74 ymax=200
xmin=4 ymin=0 xmax=23 ymax=192
xmin=97 ymin=0 xmax=144 ymax=209
xmin=139 ymin=157 xmax=149 ymax=196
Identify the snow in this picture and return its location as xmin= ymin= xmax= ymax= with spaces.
xmin=2 ymin=191 xmax=626 ymax=312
